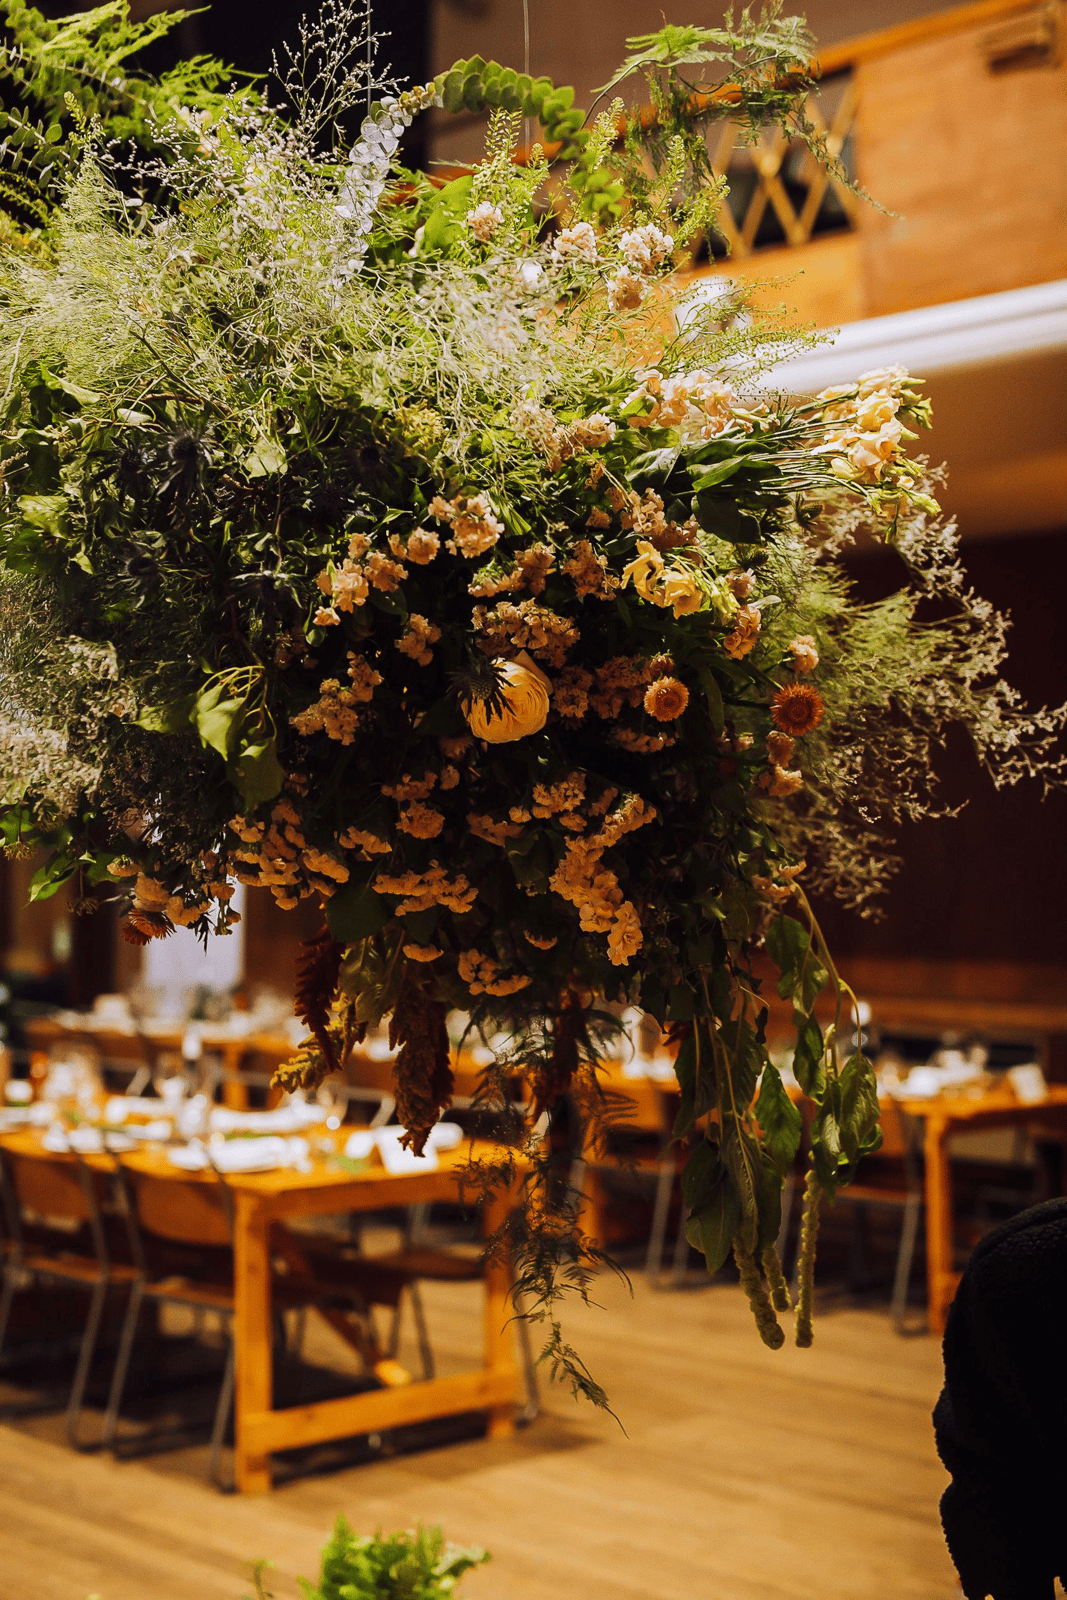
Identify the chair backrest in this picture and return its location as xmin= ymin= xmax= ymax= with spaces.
xmin=123 ymin=1167 xmax=233 ymax=1248
xmin=3 ymin=1150 xmax=97 ymax=1225
xmin=875 ymin=1097 xmax=917 ymax=1160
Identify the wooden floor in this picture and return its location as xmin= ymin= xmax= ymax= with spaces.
xmin=0 ymin=1264 xmax=967 ymax=1600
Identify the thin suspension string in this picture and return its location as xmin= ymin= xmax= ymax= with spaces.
xmin=522 ymin=0 xmax=531 ymax=152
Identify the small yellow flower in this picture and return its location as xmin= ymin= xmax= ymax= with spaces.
xmin=660 ymin=569 xmax=703 ymax=618
xmin=621 ymin=539 xmax=665 ymax=600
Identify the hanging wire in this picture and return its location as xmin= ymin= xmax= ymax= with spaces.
xmin=522 ymin=0 xmax=531 ymax=153
xmin=366 ymin=0 xmax=372 ymax=114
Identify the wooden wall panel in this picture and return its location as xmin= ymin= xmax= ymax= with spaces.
xmin=812 ymin=527 xmax=1067 ymax=996
xmin=855 ymin=18 xmax=1067 ymax=314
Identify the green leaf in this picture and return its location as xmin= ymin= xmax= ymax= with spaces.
xmin=837 ymin=1051 xmax=881 ymax=1168
xmin=681 ymin=1138 xmax=721 ymax=1215
xmin=792 ymin=1014 xmax=824 ymax=1099
xmin=755 ymin=1155 xmax=784 ymax=1252
xmin=244 ymin=437 xmax=288 ymax=478
xmin=435 ymin=174 xmax=474 ymax=213
xmin=685 ymin=1174 xmax=741 ymax=1274
xmin=698 ymin=665 xmax=725 ymax=734
xmin=765 ymin=914 xmax=827 ymax=1015
xmin=193 ymin=687 xmax=245 ymax=759
xmin=672 ymin=1027 xmax=708 ymax=1137
xmin=29 ymin=853 xmax=76 ymax=901
xmin=693 ymin=492 xmax=762 ymax=544
xmin=690 ymin=457 xmax=746 ymax=491
xmin=811 ymin=1105 xmax=844 ymax=1192
xmin=326 ymin=880 xmax=390 ymax=942
xmin=231 ymin=735 xmax=284 ymax=805
xmin=754 ymin=1063 xmax=802 ymax=1178
xmin=629 ymin=443 xmax=681 ymax=477
xmin=18 ymin=492 xmax=67 ymax=536
xmin=722 ymin=1123 xmax=761 ymax=1252
xmin=135 ymin=695 xmax=195 ymax=734
xmin=422 ymin=202 xmax=463 ymax=252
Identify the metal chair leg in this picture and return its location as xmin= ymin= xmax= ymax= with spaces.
xmin=891 ymin=1192 xmax=924 ymax=1334
xmin=102 ymin=1279 xmax=144 ymax=1451
xmin=0 ymin=1266 xmax=20 ymax=1359
xmin=407 ymin=1283 xmax=435 ymax=1380
xmin=208 ymin=1334 xmax=237 ymax=1491
xmin=670 ymin=1202 xmax=690 ymax=1286
xmin=387 ymin=1298 xmax=403 ymax=1358
xmin=645 ymin=1160 xmax=674 ymax=1286
xmin=513 ymin=1299 xmax=540 ymax=1426
xmin=66 ymin=1276 xmax=109 ymax=1450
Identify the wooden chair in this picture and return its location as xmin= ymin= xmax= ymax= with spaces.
xmin=108 ymin=1159 xmax=422 ymax=1486
xmin=0 ymin=1147 xmax=140 ymax=1447
xmin=289 ymin=1220 xmax=540 ymax=1425
xmin=569 ymin=1075 xmax=688 ymax=1283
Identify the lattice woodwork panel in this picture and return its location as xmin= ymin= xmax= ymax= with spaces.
xmin=707 ymin=72 xmax=859 ymax=260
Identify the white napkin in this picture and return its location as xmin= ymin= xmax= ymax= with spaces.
xmin=43 ymin=1125 xmax=137 ymax=1153
xmin=167 ymin=1135 xmax=295 ymax=1172
xmin=127 ymin=1118 xmax=173 ymax=1142
xmin=209 ymin=1103 xmax=326 ymax=1135
xmin=376 ymin=1127 xmax=438 ymax=1174
xmin=341 ymin=1120 xmax=461 ymax=1170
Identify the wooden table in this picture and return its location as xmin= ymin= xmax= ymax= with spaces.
xmin=0 ymin=1131 xmax=525 ymax=1491
xmin=896 ymin=1084 xmax=1067 ymax=1335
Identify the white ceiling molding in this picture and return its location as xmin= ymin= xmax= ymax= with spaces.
xmin=765 ymin=278 xmax=1067 ymax=393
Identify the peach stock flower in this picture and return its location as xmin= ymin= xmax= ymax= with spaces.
xmin=789 ymin=635 xmax=819 ymax=674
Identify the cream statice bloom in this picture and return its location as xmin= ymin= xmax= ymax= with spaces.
xmin=467 ymin=201 xmax=503 ymax=242
xmin=607 ymin=266 xmax=644 ymax=311
xmin=619 ymin=222 xmax=674 ymax=274
xmin=552 ymin=221 xmax=598 ymax=264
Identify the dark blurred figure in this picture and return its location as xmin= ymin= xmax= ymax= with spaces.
xmin=934 ymin=1198 xmax=1067 ymax=1599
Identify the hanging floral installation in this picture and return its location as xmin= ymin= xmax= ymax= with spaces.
xmin=0 ymin=2 xmax=1063 ymax=1391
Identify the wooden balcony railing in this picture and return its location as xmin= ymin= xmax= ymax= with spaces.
xmin=690 ymin=0 xmax=1067 ymax=320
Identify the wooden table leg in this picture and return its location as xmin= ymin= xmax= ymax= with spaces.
xmin=923 ymin=1115 xmax=955 ymax=1337
xmin=233 ymin=1192 xmax=273 ymax=1492
xmin=482 ymin=1186 xmax=519 ymax=1440
xmin=222 ymin=1046 xmax=249 ymax=1110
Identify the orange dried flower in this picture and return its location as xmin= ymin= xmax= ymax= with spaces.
xmin=771 ymin=682 xmax=825 ymax=737
xmin=123 ymin=908 xmax=173 ymax=944
xmin=644 ymin=677 xmax=689 ymax=722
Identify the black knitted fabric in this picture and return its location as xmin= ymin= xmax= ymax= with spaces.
xmin=933 ymin=1197 xmax=1067 ymax=1600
